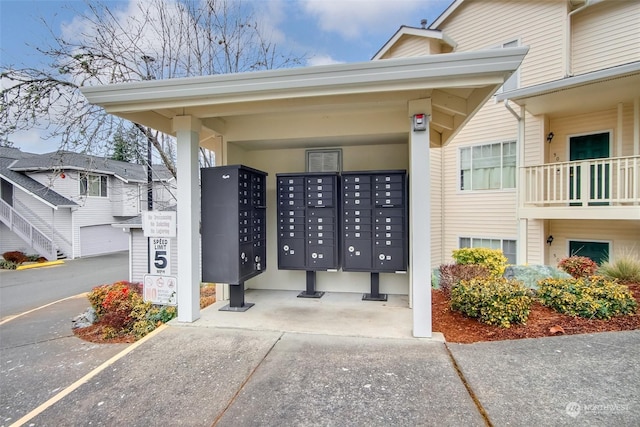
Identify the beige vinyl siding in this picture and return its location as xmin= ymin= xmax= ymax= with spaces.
xmin=523 ymin=111 xmax=545 ymax=167
xmin=548 ymin=108 xmax=623 ymax=163
xmin=546 ymin=219 xmax=640 ymax=265
xmin=430 ymin=147 xmax=444 ymax=265
xmin=621 ymin=103 xmax=636 ymax=157
xmin=380 ymin=35 xmax=445 ymax=59
xmin=440 ymin=101 xmax=519 ymax=263
xmin=526 ymin=219 xmax=545 ymax=264
xmin=572 ymin=1 xmax=640 ymax=75
xmin=438 ymin=0 xmax=566 ymax=87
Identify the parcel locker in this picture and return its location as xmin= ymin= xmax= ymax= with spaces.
xmin=201 ymin=165 xmax=268 ymax=285
xmin=341 ymin=171 xmax=408 ymax=273
xmin=276 ymin=172 xmax=340 ymax=271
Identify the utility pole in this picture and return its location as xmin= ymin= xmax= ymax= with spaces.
xmin=142 ymin=55 xmax=155 ymax=211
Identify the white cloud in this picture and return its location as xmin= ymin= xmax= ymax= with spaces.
xmin=300 ymin=0 xmax=427 ymax=39
xmin=253 ymin=0 xmax=287 ymax=44
xmin=10 ymin=129 xmax=60 ymax=154
xmin=306 ymin=54 xmax=344 ymax=67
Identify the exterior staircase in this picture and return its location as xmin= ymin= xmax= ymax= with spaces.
xmin=0 ymin=198 xmax=59 ymax=261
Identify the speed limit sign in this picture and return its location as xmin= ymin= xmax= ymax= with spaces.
xmin=150 ymin=237 xmax=171 ymax=275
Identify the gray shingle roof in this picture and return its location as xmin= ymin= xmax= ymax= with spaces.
xmin=9 ymin=151 xmax=174 ymax=183
xmin=0 ymin=157 xmax=77 ymax=208
xmin=0 ymin=146 xmax=39 ymax=160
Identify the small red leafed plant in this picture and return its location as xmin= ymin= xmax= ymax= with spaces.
xmin=88 ymin=281 xmax=146 ymax=336
xmin=558 ymin=256 xmax=598 ymax=279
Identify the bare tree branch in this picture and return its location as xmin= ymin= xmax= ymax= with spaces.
xmin=1 ymin=0 xmax=305 ymax=176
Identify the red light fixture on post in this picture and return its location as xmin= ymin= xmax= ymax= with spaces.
xmin=413 ymin=113 xmax=427 ymax=132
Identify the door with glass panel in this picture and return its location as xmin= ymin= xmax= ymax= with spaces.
xmin=569 ymin=132 xmax=610 ymax=206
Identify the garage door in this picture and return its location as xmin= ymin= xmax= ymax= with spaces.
xmin=80 ymin=224 xmax=128 ymax=257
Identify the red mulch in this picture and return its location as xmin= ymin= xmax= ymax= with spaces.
xmin=75 ymin=283 xmax=640 ymax=345
xmin=433 ymin=283 xmax=640 ymax=343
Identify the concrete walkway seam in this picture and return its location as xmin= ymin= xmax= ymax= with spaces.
xmin=444 ymin=342 xmax=493 ymax=427
xmin=9 ymin=324 xmax=167 ymax=427
xmin=211 ymin=331 xmax=285 ymax=427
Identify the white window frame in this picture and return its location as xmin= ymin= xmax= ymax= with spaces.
xmin=80 ymin=174 xmax=108 ymax=197
xmin=459 ymin=140 xmax=517 ymax=192
xmin=459 ymin=237 xmax=517 ymax=265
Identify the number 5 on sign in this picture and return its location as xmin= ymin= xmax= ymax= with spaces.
xmin=149 ymin=238 xmax=171 ymax=275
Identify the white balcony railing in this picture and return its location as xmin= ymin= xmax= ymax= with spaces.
xmin=522 ymin=156 xmax=640 ymax=207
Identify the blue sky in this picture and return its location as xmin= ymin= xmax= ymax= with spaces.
xmin=1 ymin=0 xmax=452 ymax=153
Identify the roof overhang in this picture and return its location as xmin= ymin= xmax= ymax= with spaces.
xmin=496 ymin=61 xmax=640 ymax=117
xmin=0 ymin=173 xmax=77 ymax=209
xmin=82 ymin=47 xmax=528 ymax=149
xmin=372 ymin=26 xmax=457 ymax=60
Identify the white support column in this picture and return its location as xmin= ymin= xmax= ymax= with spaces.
xmin=617 ymin=103 xmax=623 ymax=157
xmin=408 ymin=99 xmax=432 ymax=338
xmin=172 ymin=115 xmax=202 ymax=322
xmin=634 ymin=97 xmax=639 ymax=156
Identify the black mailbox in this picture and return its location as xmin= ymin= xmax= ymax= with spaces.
xmin=342 ymin=170 xmax=408 ymax=273
xmin=277 ymin=172 xmax=340 ymax=272
xmin=201 ymin=165 xmax=268 ymax=287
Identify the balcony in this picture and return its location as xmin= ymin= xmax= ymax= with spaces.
xmin=519 ymin=156 xmax=640 ymax=220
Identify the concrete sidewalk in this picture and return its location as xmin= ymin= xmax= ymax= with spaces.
xmin=3 ymin=290 xmax=639 ymax=426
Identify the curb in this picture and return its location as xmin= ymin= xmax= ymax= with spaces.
xmin=16 ymin=260 xmax=65 ymax=270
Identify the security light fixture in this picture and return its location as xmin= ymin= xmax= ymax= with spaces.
xmin=546 ymin=132 xmax=554 ymax=143
xmin=546 ymin=235 xmax=554 ymax=245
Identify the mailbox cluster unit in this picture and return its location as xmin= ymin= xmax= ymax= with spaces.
xmin=277 ymin=172 xmax=340 ymax=272
xmin=342 ymin=171 xmax=408 ymax=273
xmin=201 ymin=165 xmax=267 ymax=311
xmin=277 ymin=170 xmax=408 ymax=300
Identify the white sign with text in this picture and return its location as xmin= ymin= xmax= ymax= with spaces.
xmin=143 ymin=274 xmax=177 ymax=306
xmin=142 ymin=211 xmax=176 ymax=238
xmin=150 ymin=238 xmax=171 ymax=276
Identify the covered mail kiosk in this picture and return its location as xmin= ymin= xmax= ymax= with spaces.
xmin=82 ymin=47 xmax=527 ymax=337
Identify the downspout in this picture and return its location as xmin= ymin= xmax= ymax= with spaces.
xmin=504 ymin=100 xmax=528 ymax=264
xmin=440 ymin=132 xmax=445 ymax=266
xmin=565 ymin=0 xmax=609 ymax=77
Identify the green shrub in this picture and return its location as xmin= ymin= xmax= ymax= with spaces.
xmin=438 ymin=264 xmax=490 ymax=298
xmin=87 ymin=281 xmax=176 ymax=340
xmin=131 ymin=305 xmax=177 ymax=339
xmin=450 ymin=278 xmax=533 ymax=328
xmin=598 ymin=254 xmax=640 ymax=284
xmin=538 ymin=276 xmax=637 ymax=320
xmin=558 ymin=256 xmax=598 ymax=279
xmin=451 ymin=247 xmax=508 ymax=278
xmin=0 ymin=260 xmax=18 ymax=270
